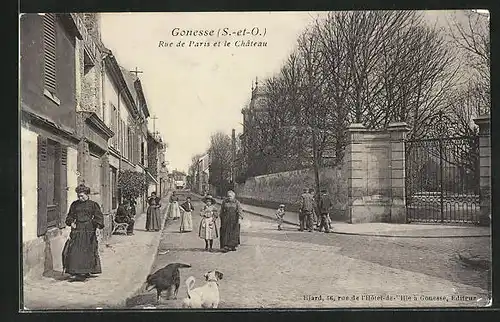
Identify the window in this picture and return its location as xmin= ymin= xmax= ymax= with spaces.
xmin=37 ymin=136 xmax=68 ymax=236
xmin=43 ymin=13 xmax=57 ymax=94
xmin=110 ymin=104 xmax=117 ymax=147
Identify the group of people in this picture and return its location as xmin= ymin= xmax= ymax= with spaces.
xmin=167 ymin=190 xmax=243 ymax=253
xmin=275 ymin=188 xmax=333 ymax=233
xmin=61 ymin=182 xmax=331 ymax=283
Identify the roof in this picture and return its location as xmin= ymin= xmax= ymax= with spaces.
xmin=119 ymin=66 xmax=139 ymax=105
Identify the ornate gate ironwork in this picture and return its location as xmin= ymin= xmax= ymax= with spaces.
xmin=405 ymin=136 xmax=480 ymax=224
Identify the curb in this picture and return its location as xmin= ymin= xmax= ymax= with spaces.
xmin=191 ymin=192 xmax=490 ymax=239
xmin=118 ymin=191 xmax=174 ymax=309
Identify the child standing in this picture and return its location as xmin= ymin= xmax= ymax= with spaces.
xmin=275 ymin=204 xmax=285 ymax=230
xmin=198 ymin=195 xmax=218 ymax=252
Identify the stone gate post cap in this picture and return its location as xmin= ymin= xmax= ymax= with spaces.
xmin=387 ymin=122 xmax=411 ymax=132
xmin=348 ymin=123 xmax=366 ymax=132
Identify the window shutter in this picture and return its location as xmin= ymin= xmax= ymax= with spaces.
xmin=37 ymin=136 xmax=48 ymax=236
xmin=43 ymin=13 xmax=57 ymax=93
xmin=58 ymin=145 xmax=68 ymax=228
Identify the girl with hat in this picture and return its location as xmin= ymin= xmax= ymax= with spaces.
xmin=198 ymin=195 xmax=218 ymax=252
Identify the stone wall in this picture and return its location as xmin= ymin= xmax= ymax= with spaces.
xmin=235 ymin=162 xmax=349 ymax=221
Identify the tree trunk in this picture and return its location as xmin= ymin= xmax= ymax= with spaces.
xmin=311 ymin=129 xmax=321 ymax=209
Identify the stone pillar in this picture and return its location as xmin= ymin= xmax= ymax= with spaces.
xmin=77 ymin=139 xmax=90 ymax=185
xmin=474 ymin=115 xmax=491 ymax=226
xmin=347 ymin=123 xmax=367 ymax=224
xmin=387 ymin=122 xmax=410 ymax=223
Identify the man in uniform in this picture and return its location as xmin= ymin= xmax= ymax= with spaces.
xmin=299 ymin=188 xmax=314 ymax=232
xmin=318 ymin=188 xmax=332 ymax=233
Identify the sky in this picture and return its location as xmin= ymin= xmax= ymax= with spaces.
xmin=100 ymin=12 xmax=322 ymax=173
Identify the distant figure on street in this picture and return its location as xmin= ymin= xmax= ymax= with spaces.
xmin=275 ymin=204 xmax=286 ymax=230
xmin=198 ymin=195 xmax=218 ymax=251
xmin=318 ymin=188 xmax=332 ymax=233
xmin=146 ymin=192 xmax=161 ymax=231
xmin=298 ymin=188 xmax=314 ymax=232
xmin=179 ymin=196 xmax=194 ymax=233
xmin=219 ymin=190 xmax=243 ymax=252
xmin=167 ymin=191 xmax=181 ymax=220
xmin=115 ymin=199 xmax=135 ymax=235
xmin=63 ymin=184 xmax=104 ymax=282
xmin=129 ymin=198 xmax=137 ymax=218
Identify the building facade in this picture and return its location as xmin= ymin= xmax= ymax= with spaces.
xmin=195 ymin=154 xmax=211 ymax=194
xmin=102 ymin=51 xmax=150 ymax=216
xmin=146 ymin=131 xmax=164 ymax=195
xmin=21 ymin=13 xmax=82 ymax=277
xmin=74 ymin=13 xmax=114 ymax=223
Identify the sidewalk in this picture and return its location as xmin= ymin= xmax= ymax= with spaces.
xmin=212 ymin=197 xmax=490 ymax=238
xmin=23 ymin=192 xmax=173 ymax=310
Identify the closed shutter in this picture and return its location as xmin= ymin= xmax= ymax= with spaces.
xmin=43 ymin=13 xmax=57 ymax=93
xmin=58 ymin=145 xmax=68 ymax=228
xmin=37 ymin=136 xmax=48 ymax=236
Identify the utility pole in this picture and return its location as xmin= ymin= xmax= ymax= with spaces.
xmin=231 ymin=129 xmax=236 ymax=186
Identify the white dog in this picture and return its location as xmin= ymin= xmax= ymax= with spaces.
xmin=182 ymin=270 xmax=223 ymax=308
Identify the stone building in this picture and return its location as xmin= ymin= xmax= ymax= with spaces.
xmin=146 ymin=131 xmax=165 ymax=195
xmin=20 ymin=13 xmax=84 ymax=277
xmin=102 ymin=52 xmax=151 ymax=216
xmin=73 ymin=13 xmax=114 ymax=222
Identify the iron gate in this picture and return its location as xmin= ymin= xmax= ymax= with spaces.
xmin=405 ymin=136 xmax=480 ymax=224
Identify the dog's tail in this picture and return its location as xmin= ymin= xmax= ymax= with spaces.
xmin=185 ymin=276 xmax=195 ymax=299
xmin=171 ymin=263 xmax=192 ymax=269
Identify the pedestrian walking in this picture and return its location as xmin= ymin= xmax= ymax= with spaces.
xmin=167 ymin=191 xmax=181 ymax=220
xmin=318 ymin=189 xmax=332 ymax=233
xmin=179 ymin=196 xmax=194 ymax=232
xmin=275 ymin=204 xmax=285 ymax=230
xmin=115 ymin=200 xmax=135 ymax=235
xmin=146 ymin=192 xmax=161 ymax=231
xmin=298 ymin=188 xmax=314 ymax=232
xmin=198 ymin=195 xmax=218 ymax=251
xmin=219 ymin=190 xmax=243 ymax=252
xmin=62 ymin=184 xmax=104 ymax=282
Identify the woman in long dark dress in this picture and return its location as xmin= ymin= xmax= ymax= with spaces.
xmin=64 ymin=184 xmax=104 ymax=281
xmin=146 ymin=192 xmax=161 ymax=231
xmin=219 ymin=190 xmax=243 ymax=252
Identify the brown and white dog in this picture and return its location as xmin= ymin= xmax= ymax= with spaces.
xmin=182 ymin=270 xmax=223 ymax=308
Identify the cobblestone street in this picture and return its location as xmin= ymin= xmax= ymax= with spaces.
xmin=126 ymin=194 xmax=490 ymax=309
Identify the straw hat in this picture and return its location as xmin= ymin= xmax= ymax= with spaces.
xmin=202 ymin=195 xmax=216 ymax=204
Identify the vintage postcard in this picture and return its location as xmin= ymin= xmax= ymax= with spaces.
xmin=20 ymin=10 xmax=491 ymax=310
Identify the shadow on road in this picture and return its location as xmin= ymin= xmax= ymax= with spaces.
xmin=41 ymin=270 xmax=70 ymax=281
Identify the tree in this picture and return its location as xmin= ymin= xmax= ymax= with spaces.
xmin=447 ymin=10 xmax=490 ymax=112
xmin=118 ymin=170 xmax=148 ymax=202
xmin=208 ymin=131 xmax=232 ymax=196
